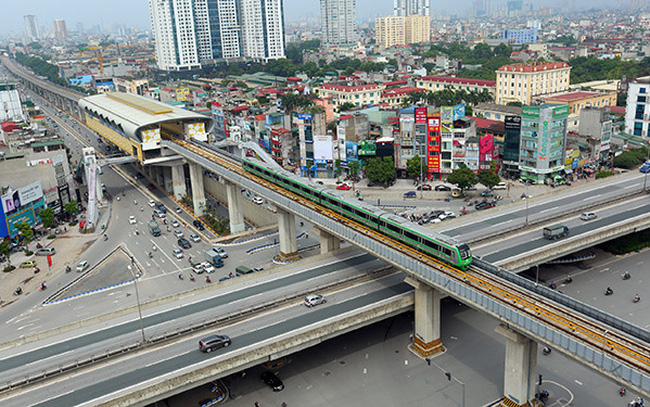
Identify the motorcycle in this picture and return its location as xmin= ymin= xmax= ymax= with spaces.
xmin=189 ymin=274 xmax=195 ymax=282
xmin=622 ymin=272 xmax=631 ymax=280
xmin=634 ymin=295 xmax=641 ymax=303
xmin=65 ymin=265 xmax=71 ymax=273
xmin=148 ymin=252 xmax=153 ymax=258
xmin=563 ymin=276 xmax=573 ymax=284
xmin=14 ymin=287 xmax=22 ymax=296
xmin=542 ymin=346 xmax=552 ymax=355
xmin=40 ymin=282 xmax=47 ymax=291
xmin=103 ymin=234 xmax=108 ymax=241
xmin=178 ymin=273 xmax=184 ymax=280
xmin=605 ymin=288 xmax=613 ymax=296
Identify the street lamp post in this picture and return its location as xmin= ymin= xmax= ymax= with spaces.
xmin=128 ymin=262 xmax=146 ymax=343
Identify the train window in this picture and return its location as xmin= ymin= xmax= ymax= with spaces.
xmin=386 ymin=222 xmax=399 ymax=233
xmin=379 ymin=220 xmax=388 ymax=229
xmin=442 ymin=247 xmax=452 ymax=257
xmin=404 ymin=230 xmax=418 ymax=242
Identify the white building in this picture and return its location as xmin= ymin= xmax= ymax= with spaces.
xmin=24 ymin=15 xmax=40 ymax=42
xmin=240 ymin=0 xmax=285 ymax=62
xmin=53 ymin=19 xmax=67 ymax=41
xmin=625 ymin=79 xmax=650 ymax=138
xmin=149 ymin=0 xmax=201 ymax=71
xmin=149 ymin=0 xmax=284 ymax=71
xmin=393 ymin=0 xmax=430 ymax=16
xmin=320 ymin=0 xmax=358 ymax=47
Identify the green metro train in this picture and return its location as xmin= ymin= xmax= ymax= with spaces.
xmin=243 ymin=157 xmax=472 ymax=270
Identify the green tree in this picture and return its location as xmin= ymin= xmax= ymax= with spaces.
xmin=365 ymin=157 xmax=395 ymax=187
xmin=613 ymin=150 xmax=643 ymax=168
xmin=477 ymin=169 xmax=501 ymax=189
xmin=507 ymin=101 xmax=523 ymax=107
xmin=338 ymin=102 xmax=356 ymax=112
xmin=406 ymin=155 xmax=424 ymax=178
xmin=334 ymin=159 xmax=342 ymax=179
xmin=38 ymin=207 xmax=56 ymax=228
xmin=281 ymin=92 xmax=314 ymax=112
xmin=64 ymin=200 xmax=78 ymax=218
xmin=348 ymin=160 xmax=360 ymax=177
xmin=15 ymin=222 xmax=34 ymax=247
xmin=0 ymin=240 xmax=11 ymax=264
xmin=447 ymin=164 xmax=477 ymax=193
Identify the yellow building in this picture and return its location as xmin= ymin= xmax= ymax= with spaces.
xmin=541 ymin=91 xmax=617 ymax=115
xmin=317 ymin=83 xmax=384 ymax=108
xmin=375 ymin=15 xmax=405 ymax=50
xmin=404 ymin=14 xmax=430 ymax=45
xmin=495 ymin=61 xmax=571 ymax=105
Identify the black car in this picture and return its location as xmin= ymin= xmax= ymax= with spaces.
xmin=434 ymin=185 xmax=451 ymax=191
xmin=416 ymin=184 xmax=432 ymax=191
xmin=156 ymin=202 xmax=167 ymax=213
xmin=199 ymin=334 xmax=231 ymax=353
xmin=261 ymin=371 xmax=284 ymax=391
xmin=178 ymin=237 xmax=191 ymax=249
xmin=193 ymin=219 xmax=205 ymax=230
xmin=475 ymin=201 xmax=496 ymax=210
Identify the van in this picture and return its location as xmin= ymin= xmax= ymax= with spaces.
xmin=153 ymin=209 xmax=166 ymax=219
xmin=35 ymin=247 xmax=56 ymax=256
xmin=235 ymin=265 xmax=254 ymax=275
xmin=493 ymin=182 xmax=507 ymax=190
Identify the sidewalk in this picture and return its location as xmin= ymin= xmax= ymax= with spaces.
xmin=0 ymin=207 xmax=111 ymax=306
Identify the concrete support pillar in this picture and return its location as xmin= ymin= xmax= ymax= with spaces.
xmin=405 ymin=277 xmax=444 ymax=357
xmin=316 ymin=227 xmax=340 ymax=254
xmin=155 ymin=166 xmax=165 ymax=187
xmin=189 ymin=163 xmax=206 ymax=216
xmin=277 ymin=208 xmax=299 ymax=261
xmin=171 ymin=164 xmax=186 ymax=200
xmin=226 ymin=182 xmax=245 ymax=234
xmin=496 ymin=325 xmax=538 ymax=407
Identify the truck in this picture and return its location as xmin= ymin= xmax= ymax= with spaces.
xmin=543 ymin=224 xmax=569 ymax=240
xmin=204 ymin=249 xmax=224 ymax=268
xmin=148 ymin=220 xmax=161 ymax=237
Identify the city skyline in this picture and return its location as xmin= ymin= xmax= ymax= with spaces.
xmin=1 ymin=0 xmax=634 ymax=38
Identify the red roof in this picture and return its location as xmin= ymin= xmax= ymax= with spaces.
xmin=211 ymin=101 xmax=222 ymax=107
xmin=469 ymin=116 xmax=500 ymax=129
xmin=498 ymin=62 xmax=570 ymax=73
xmin=231 ymin=105 xmax=249 ymax=113
xmin=419 ymin=75 xmax=496 ymax=87
xmin=287 ymin=77 xmax=302 ymax=82
xmin=1 ymin=121 xmax=18 ymax=132
xmin=543 ymin=91 xmax=603 ymax=102
xmin=339 ymin=115 xmax=354 ymax=120
xmin=381 ymin=87 xmax=425 ymax=97
xmin=608 ymin=105 xmax=625 ymax=115
xmin=384 ymin=80 xmax=408 ymax=87
xmin=321 ymin=83 xmax=380 ymax=92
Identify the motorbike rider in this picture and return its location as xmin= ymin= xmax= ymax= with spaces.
xmin=634 ymin=294 xmax=641 ymax=302
xmin=605 ymin=286 xmax=613 ymax=295
xmin=623 ymin=271 xmax=631 ymax=280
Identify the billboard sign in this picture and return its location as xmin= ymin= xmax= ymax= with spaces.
xmin=345 ymin=141 xmax=358 ymax=162
xmin=358 ymin=140 xmax=377 ymax=156
xmin=415 ymin=107 xmax=427 ymax=124
xmin=452 ymin=103 xmax=466 ymax=121
xmin=19 ymin=182 xmax=43 ymax=205
xmin=297 ymin=113 xmax=313 ymax=121
xmin=313 ymin=135 xmax=333 ymax=163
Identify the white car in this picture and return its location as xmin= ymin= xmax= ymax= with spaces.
xmin=171 ymin=220 xmax=180 ymax=228
xmin=172 ymin=249 xmax=184 ymax=259
xmin=174 ymin=229 xmax=184 ymax=238
xmin=76 ymin=260 xmax=89 ymax=272
xmin=129 ymin=216 xmax=137 ymax=225
xmin=213 ymin=247 xmax=228 ymax=258
xmin=189 ymin=233 xmax=201 ymax=243
xmin=192 ymin=263 xmax=204 ymax=274
xmin=148 ymin=199 xmax=156 ymax=207
xmin=253 ymin=196 xmax=264 ymax=205
xmin=304 ymin=294 xmax=326 ymax=307
xmin=580 ymin=212 xmax=597 ymax=221
xmin=201 ymin=262 xmax=215 ymax=273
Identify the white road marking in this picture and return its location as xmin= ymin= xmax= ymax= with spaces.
xmin=363 ymin=368 xmax=367 ymax=374
xmin=574 ymin=380 xmax=583 ymax=385
xmin=540 ymin=206 xmax=559 ymax=213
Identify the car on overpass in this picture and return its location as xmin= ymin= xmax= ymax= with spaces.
xmin=580 ymin=212 xmax=597 ymax=221
xmin=304 ymin=294 xmax=326 ymax=307
xmin=199 ymin=334 xmax=231 ymax=353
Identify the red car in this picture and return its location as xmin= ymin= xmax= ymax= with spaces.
xmin=336 ymin=183 xmax=351 ymax=190
xmin=78 ymin=220 xmax=86 ymax=229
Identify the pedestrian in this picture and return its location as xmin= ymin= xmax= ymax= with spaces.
xmin=254 ymin=402 xmax=259 ymax=407
xmin=229 ymin=272 xmax=233 ymax=278
xmin=305 ymin=232 xmax=309 ymax=239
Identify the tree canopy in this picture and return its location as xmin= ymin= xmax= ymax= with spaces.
xmin=365 ymin=157 xmax=396 ymax=187
xmin=477 ymin=169 xmax=501 ymax=189
xmin=38 ymin=207 xmax=55 ymax=228
xmin=447 ymin=164 xmax=477 ymax=192
xmin=406 ymin=155 xmax=424 ymax=178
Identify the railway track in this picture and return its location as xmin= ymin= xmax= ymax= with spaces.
xmin=173 ymin=137 xmax=650 ymax=380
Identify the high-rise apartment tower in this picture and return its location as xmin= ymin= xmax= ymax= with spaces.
xmin=393 ymin=0 xmax=430 ymax=16
xmin=320 ymin=0 xmax=358 ymax=47
xmin=24 ymin=15 xmax=40 ymax=42
xmin=53 ymin=19 xmax=67 ymax=41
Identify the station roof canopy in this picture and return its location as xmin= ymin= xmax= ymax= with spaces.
xmin=79 ymin=92 xmax=214 ymax=140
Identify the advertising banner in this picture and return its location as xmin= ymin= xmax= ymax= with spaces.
xmin=452 ymin=103 xmax=466 ymax=121
xmin=19 ymin=182 xmax=43 ymax=205
xmin=297 ymin=113 xmax=313 ymax=121
xmin=141 ymin=128 xmax=162 ymax=151
xmin=313 ymin=135 xmax=333 ymax=163
xmin=185 ymin=122 xmax=207 ymax=142
xmin=358 ymin=140 xmax=377 ymax=156
xmin=2 ymin=189 xmax=20 ymax=213
xmin=415 ymin=107 xmax=427 ymax=124
xmin=345 ymin=141 xmax=358 ymax=162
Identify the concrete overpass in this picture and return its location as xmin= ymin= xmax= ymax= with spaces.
xmin=4 ymin=57 xmax=650 ymax=406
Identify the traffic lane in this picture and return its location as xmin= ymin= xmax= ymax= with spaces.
xmin=16 ymin=281 xmax=412 ymax=407
xmin=477 ymin=202 xmax=650 ymax=263
xmin=441 ymin=174 xmax=645 ymax=239
xmin=0 ymin=253 xmax=379 ymax=374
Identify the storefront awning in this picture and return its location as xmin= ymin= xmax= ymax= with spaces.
xmin=564 ymin=169 xmax=573 ymax=174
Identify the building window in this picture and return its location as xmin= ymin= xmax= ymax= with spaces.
xmin=641 ymin=88 xmax=647 ymax=94
xmin=639 ymin=96 xmax=647 ymax=103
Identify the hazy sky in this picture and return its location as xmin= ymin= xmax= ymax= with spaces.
xmin=4 ymin=0 xmax=615 ymax=37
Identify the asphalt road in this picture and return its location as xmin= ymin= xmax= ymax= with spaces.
xmin=2 ymin=277 xmax=411 ymax=407
xmin=0 ymin=253 xmax=381 ymax=382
